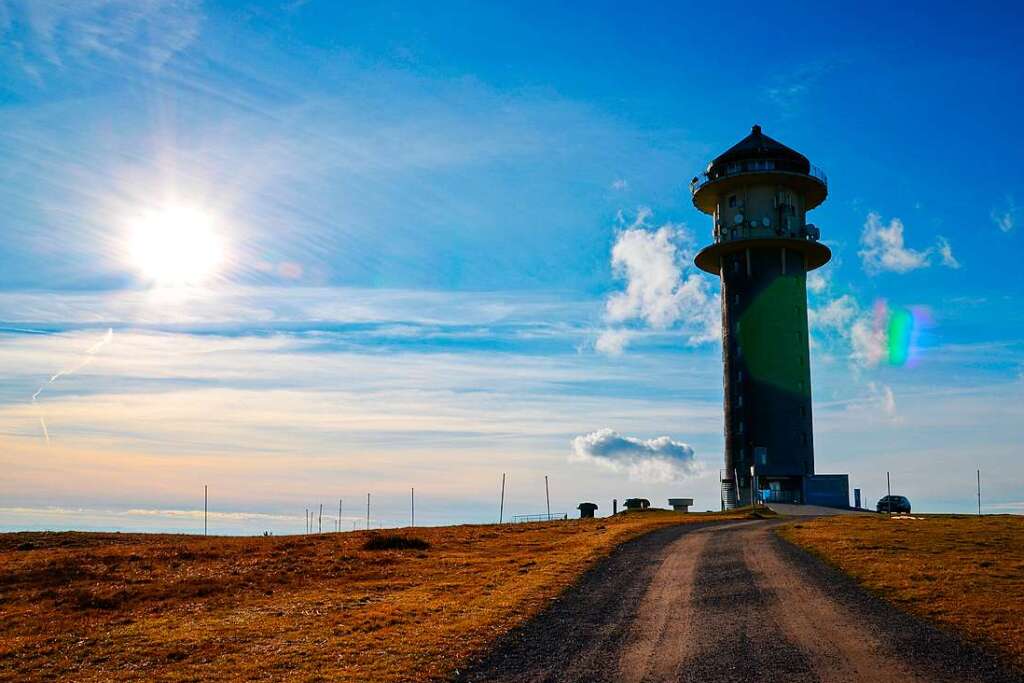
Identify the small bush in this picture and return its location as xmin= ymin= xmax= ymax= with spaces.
xmin=362 ymin=534 xmax=430 ymax=551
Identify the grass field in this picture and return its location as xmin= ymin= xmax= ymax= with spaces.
xmin=0 ymin=510 xmax=743 ymax=681
xmin=779 ymin=514 xmax=1024 ymax=670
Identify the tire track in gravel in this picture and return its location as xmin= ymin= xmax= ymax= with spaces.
xmin=670 ymin=522 xmax=814 ymax=683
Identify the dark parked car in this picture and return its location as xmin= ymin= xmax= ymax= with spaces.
xmin=876 ymin=495 xmax=911 ymax=514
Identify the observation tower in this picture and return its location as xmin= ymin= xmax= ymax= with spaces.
xmin=691 ymin=125 xmax=844 ymax=509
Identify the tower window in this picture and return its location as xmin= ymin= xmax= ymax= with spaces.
xmin=738 ymin=395 xmax=743 ymax=408
xmin=734 ymin=293 xmax=740 ymax=305
xmin=728 ymin=195 xmax=737 ymax=208
xmin=733 ymin=260 xmax=740 ymax=274
xmin=737 ymin=370 xmax=743 ymax=383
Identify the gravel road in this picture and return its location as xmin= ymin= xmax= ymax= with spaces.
xmin=458 ymin=519 xmax=1022 ymax=683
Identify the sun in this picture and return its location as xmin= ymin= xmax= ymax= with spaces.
xmin=128 ymin=205 xmax=225 ymax=286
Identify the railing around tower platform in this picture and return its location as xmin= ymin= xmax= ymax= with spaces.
xmin=690 ymin=160 xmax=828 ymax=196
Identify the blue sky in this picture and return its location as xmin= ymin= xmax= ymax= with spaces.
xmin=0 ymin=1 xmax=1021 ymax=533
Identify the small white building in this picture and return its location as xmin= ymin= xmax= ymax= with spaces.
xmin=668 ymin=498 xmax=693 ymax=512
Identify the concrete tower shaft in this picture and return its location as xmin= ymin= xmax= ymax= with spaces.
xmin=691 ymin=125 xmax=830 ymax=509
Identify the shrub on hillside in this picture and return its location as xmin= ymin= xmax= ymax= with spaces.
xmin=362 ymin=534 xmax=430 ymax=551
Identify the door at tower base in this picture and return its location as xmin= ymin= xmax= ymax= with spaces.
xmin=803 ymin=474 xmax=850 ymax=508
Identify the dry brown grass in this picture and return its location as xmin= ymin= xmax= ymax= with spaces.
xmin=0 ymin=511 xmax=743 ymax=681
xmin=779 ymin=514 xmax=1024 ymax=669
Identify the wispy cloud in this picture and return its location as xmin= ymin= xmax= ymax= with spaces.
xmin=936 ymin=236 xmax=960 ymax=269
xmin=1 ymin=0 xmax=202 ymax=78
xmin=858 ymin=212 xmax=959 ymax=275
xmin=867 ymin=381 xmax=899 ymax=421
xmin=0 ymin=319 xmax=727 ymax=528
xmin=763 ymin=60 xmax=838 ymax=116
xmin=990 ymin=196 xmax=1018 ymax=233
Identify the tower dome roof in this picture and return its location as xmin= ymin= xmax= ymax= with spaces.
xmin=709 ymin=124 xmax=810 ymax=174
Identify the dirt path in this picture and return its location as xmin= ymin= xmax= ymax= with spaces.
xmin=459 ymin=520 xmax=1022 ymax=683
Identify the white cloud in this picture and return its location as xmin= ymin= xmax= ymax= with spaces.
xmin=850 ymin=315 xmax=888 ymax=368
xmin=858 ymin=213 xmax=958 ymax=275
xmin=598 ymin=209 xmax=720 ymax=353
xmin=611 ymin=178 xmax=628 ymax=191
xmin=807 ymin=270 xmax=829 ymax=295
xmin=990 ymin=196 xmax=1017 ymax=233
xmin=570 ymin=428 xmax=698 ymax=483
xmin=858 ymin=213 xmax=931 ymax=274
xmin=810 ymin=293 xmax=858 ymax=335
xmin=595 ymin=328 xmax=633 ymax=356
xmin=809 ymin=293 xmax=890 ymax=368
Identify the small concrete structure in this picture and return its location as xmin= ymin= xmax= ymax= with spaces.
xmin=623 ymin=498 xmax=650 ymax=511
xmin=577 ymin=502 xmax=598 ymax=519
xmin=667 ymin=498 xmax=693 ymax=512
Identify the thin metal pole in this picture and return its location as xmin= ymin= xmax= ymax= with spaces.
xmin=977 ymin=469 xmax=982 ymax=516
xmin=204 ymin=485 xmax=208 ymax=536
xmin=339 ymin=498 xmax=343 ymax=532
xmin=750 ymin=465 xmax=755 ymax=509
xmin=366 ymin=493 xmax=370 ymax=531
xmin=319 ymin=503 xmax=323 ymax=534
xmin=545 ymin=475 xmax=550 ymax=518
xmin=886 ymin=471 xmax=892 ymax=517
xmin=411 ymin=488 xmax=415 ymax=527
xmin=734 ymin=468 xmax=740 ymax=510
xmin=499 ymin=473 xmax=506 ymax=524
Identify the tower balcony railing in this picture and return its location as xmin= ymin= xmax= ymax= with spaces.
xmin=712 ymin=221 xmax=821 ymax=245
xmin=690 ymin=159 xmax=828 ymax=196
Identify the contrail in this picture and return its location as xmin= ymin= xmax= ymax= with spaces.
xmin=38 ymin=416 xmax=50 ymax=445
xmin=31 ymin=328 xmax=113 ymax=443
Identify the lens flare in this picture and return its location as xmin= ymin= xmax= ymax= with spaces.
xmin=872 ymin=299 xmax=932 ymax=367
xmin=888 ymin=308 xmax=914 ymax=366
